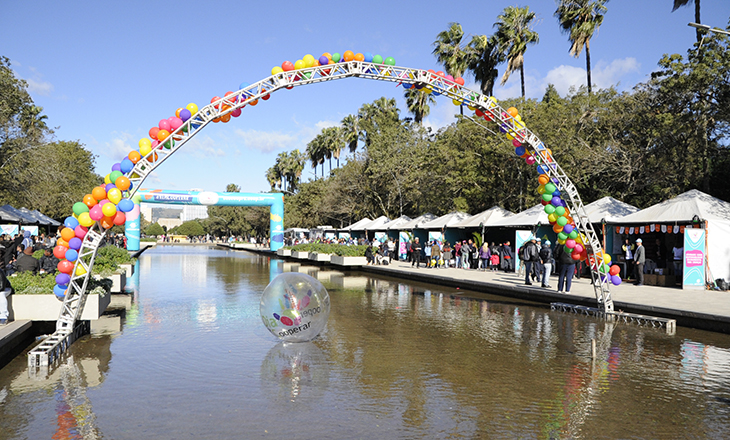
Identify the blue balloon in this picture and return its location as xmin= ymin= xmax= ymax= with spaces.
xmin=117 ymin=199 xmax=134 ymax=213
xmin=65 ymin=249 xmax=78 ymax=262
xmin=54 ymin=284 xmax=68 ymax=298
xmin=239 ymin=82 xmax=250 ymax=98
xmin=537 ymin=165 xmax=550 ymax=174
xmin=363 ymin=52 xmax=373 ymax=63
xmin=403 ymin=82 xmax=412 ymax=89
xmin=56 ymin=273 xmax=71 ymax=285
xmin=120 ymin=158 xmax=134 ymax=173
xmin=515 ymin=146 xmax=526 ymax=156
xmin=64 ymin=216 xmax=79 ymax=229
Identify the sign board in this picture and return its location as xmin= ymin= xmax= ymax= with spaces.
xmin=683 ymin=228 xmax=706 ymax=290
xmin=515 ymin=230 xmax=532 ymax=269
xmin=399 ymin=231 xmax=410 ymax=260
xmin=428 ymin=231 xmax=443 ymax=244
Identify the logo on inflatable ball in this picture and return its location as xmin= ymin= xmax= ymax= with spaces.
xmin=260 ymin=273 xmax=330 ymax=342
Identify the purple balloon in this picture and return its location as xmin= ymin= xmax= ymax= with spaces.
xmin=111 ymin=163 xmax=122 ymax=172
xmin=319 ymin=55 xmax=329 ymax=66
xmin=551 ymin=177 xmax=559 ymax=184
xmin=69 ymin=237 xmax=82 ymax=250
xmin=551 ymin=196 xmax=562 ymax=206
xmin=55 ymin=273 xmax=71 ymax=285
xmin=179 ymin=108 xmax=192 ymax=122
xmin=105 ymin=183 xmax=116 ymax=191
xmin=563 ymin=224 xmax=574 ymax=234
xmin=611 ymin=274 xmax=622 ymax=286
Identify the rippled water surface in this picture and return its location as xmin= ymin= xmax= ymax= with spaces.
xmin=2 ymin=245 xmax=730 ymax=439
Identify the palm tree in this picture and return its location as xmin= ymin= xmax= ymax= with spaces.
xmin=306 ymin=134 xmax=326 ymax=178
xmin=323 ymin=127 xmax=343 ymax=169
xmin=494 ymin=6 xmax=539 ymax=98
xmin=340 ymin=114 xmax=361 ymax=154
xmin=358 ymin=98 xmax=400 ymax=148
xmin=433 ymin=22 xmax=470 ymax=114
xmin=287 ymin=149 xmax=306 ymax=192
xmin=265 ymin=166 xmax=280 ymax=191
xmin=555 ymin=0 xmax=608 ymax=94
xmin=404 ymin=88 xmax=436 ymax=123
xmin=467 ymin=34 xmax=504 ymax=96
xmin=672 ymin=0 xmax=702 ymax=42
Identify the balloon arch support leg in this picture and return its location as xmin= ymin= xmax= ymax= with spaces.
xmin=125 ymin=190 xmax=284 ymax=251
xmin=30 ymin=56 xmax=622 ymax=368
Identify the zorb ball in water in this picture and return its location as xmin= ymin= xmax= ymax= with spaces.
xmin=260 ymin=273 xmax=330 ymax=342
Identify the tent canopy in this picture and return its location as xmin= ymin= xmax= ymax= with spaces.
xmin=491 ymin=204 xmax=548 ymax=227
xmin=18 ymin=208 xmax=53 ymax=226
xmin=30 ymin=209 xmax=61 ymax=226
xmin=384 ymin=215 xmax=412 ymax=230
xmin=398 ymin=213 xmax=437 ymax=230
xmin=452 ymin=206 xmax=514 ymax=228
xmin=583 ymin=197 xmax=639 ymax=223
xmin=419 ymin=212 xmax=471 ymax=230
xmin=341 ymin=217 xmax=372 ymax=231
xmin=1 ymin=205 xmax=40 ymax=224
xmin=352 ymin=215 xmax=390 ymax=231
xmin=0 ymin=206 xmax=23 ymax=223
xmin=611 ymin=190 xmax=730 ymax=224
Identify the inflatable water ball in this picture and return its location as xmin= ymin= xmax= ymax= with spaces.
xmin=260 ymin=272 xmax=330 ymax=343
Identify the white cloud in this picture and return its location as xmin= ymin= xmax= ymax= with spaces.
xmin=179 ymin=135 xmax=227 ymax=157
xmin=26 ymin=78 xmax=54 ymax=96
xmin=541 ymin=57 xmax=640 ymax=96
xmin=104 ymin=132 xmax=134 ymax=159
xmin=233 ymin=129 xmax=298 ymax=153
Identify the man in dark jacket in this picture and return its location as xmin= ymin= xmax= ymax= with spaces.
xmin=15 ymin=246 xmax=39 ymax=274
xmin=39 ymin=248 xmax=59 ymax=274
xmin=501 ymin=241 xmax=514 ymax=272
xmin=411 ymin=238 xmax=422 ymax=268
xmin=522 ymin=237 xmax=540 ymax=285
xmin=540 ymin=240 xmax=553 ymax=288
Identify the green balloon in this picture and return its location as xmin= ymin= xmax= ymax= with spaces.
xmin=110 ymin=171 xmax=123 ymax=184
xmin=555 ymin=206 xmax=566 ymax=216
xmin=557 ymin=216 xmax=568 ymax=227
xmin=384 ymin=57 xmax=396 ymax=66
xmin=542 ymin=193 xmax=553 ymax=202
xmin=332 ymin=53 xmax=341 ymax=63
xmin=558 ymin=232 xmax=568 ymax=240
xmin=73 ymin=201 xmax=89 ymax=216
xmin=544 ymin=204 xmax=555 ymax=214
xmin=564 ymin=245 xmax=574 ymax=253
xmin=372 ymin=54 xmax=383 ymax=64
xmin=568 ymin=230 xmax=578 ymax=239
xmin=544 ymin=183 xmax=556 ymax=194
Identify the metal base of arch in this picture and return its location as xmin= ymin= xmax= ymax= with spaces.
xmin=551 ymin=302 xmax=677 ymax=335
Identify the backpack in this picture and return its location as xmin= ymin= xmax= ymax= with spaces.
xmin=518 ymin=245 xmax=527 ymax=260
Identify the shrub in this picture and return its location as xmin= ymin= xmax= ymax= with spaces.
xmin=333 ymin=245 xmax=369 ymax=257
xmin=32 ymin=249 xmax=45 ymax=259
xmin=141 ymin=237 xmax=158 ymax=242
xmin=8 ymin=271 xmax=56 ymax=295
xmin=93 ymin=245 xmax=135 ymax=275
xmin=287 ymin=243 xmax=369 ymax=256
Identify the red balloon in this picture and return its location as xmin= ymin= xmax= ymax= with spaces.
xmin=149 ymin=127 xmax=160 ymax=140
xmin=58 ymin=260 xmax=74 ymax=274
xmin=571 ymin=252 xmax=581 ymax=260
xmin=53 ymin=245 xmax=68 ymax=259
xmin=282 ymin=61 xmax=294 ymax=71
xmin=113 ymin=211 xmax=126 ymax=225
xmin=609 ymin=265 xmax=621 ymax=276
xmin=455 ymin=77 xmax=465 ymax=86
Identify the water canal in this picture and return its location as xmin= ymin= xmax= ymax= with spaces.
xmin=1 ymin=245 xmax=730 ymax=439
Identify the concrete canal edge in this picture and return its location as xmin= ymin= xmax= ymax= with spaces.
xmin=221 ymin=243 xmax=730 ymax=334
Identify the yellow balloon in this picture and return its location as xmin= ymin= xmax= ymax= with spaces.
xmin=548 ymin=213 xmax=558 ymax=223
xmin=104 ymin=174 xmax=111 ymax=184
xmin=467 ymin=105 xmax=476 ymax=111
xmin=271 ymin=66 xmax=283 ymax=75
xmin=294 ymin=59 xmax=305 ymax=70
xmin=558 ymin=238 xmax=566 ymax=245
xmin=604 ymin=254 xmax=612 ymax=264
xmin=506 ymin=134 xmax=514 ymax=140
xmin=140 ymin=144 xmax=152 ymax=156
xmin=107 ymin=188 xmax=122 ymax=204
xmin=452 ymin=99 xmax=462 ymax=106
xmin=102 ymin=203 xmax=117 ymax=218
xmin=537 ymin=184 xmax=546 ymax=194
xmin=78 ymin=212 xmax=93 ymax=227
xmin=303 ymin=54 xmax=315 ymax=68
xmin=186 ymin=102 xmax=198 ymax=115
xmin=139 ymin=138 xmax=152 ymax=150
xmin=75 ymin=265 xmax=87 ymax=276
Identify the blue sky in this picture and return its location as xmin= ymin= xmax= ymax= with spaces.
xmin=3 ymin=0 xmax=729 ymax=195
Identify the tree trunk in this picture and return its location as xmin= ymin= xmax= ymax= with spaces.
xmin=695 ymin=0 xmax=702 ymax=43
xmin=520 ymin=66 xmax=526 ymax=98
xmin=586 ymin=39 xmax=592 ymax=94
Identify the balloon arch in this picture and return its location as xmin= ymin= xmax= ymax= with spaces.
xmin=29 ymin=51 xmax=620 ymax=366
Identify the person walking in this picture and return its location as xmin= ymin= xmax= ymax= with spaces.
xmin=411 ymin=238 xmax=422 ymax=268
xmin=540 ymin=240 xmax=553 ymax=288
xmin=460 ymin=240 xmax=470 ymax=269
xmin=634 ymin=238 xmax=646 ymax=286
xmin=479 ymin=242 xmax=490 ymax=271
xmin=556 ymin=244 xmax=576 ymax=293
xmin=431 ymin=241 xmax=442 ymax=268
xmin=522 ymin=237 xmax=540 ymax=285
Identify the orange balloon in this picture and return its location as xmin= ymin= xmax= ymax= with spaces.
xmin=213 ymin=117 xmax=221 ymax=123
xmin=221 ymin=114 xmax=231 ymax=123
xmin=553 ymin=224 xmax=564 ymax=233
xmin=146 ymin=152 xmax=158 ymax=163
xmin=507 ymin=107 xmax=519 ymax=117
xmin=538 ymin=174 xmax=549 ymax=185
xmin=322 ymin=52 xmax=332 ymax=61
xmin=354 ymin=53 xmax=364 ymax=61
xmin=343 ymin=50 xmax=355 ymax=62
xmin=57 ymin=238 xmax=69 ymax=248
xmin=175 ymin=107 xmax=183 ymax=118
xmin=157 ymin=129 xmax=170 ymax=141
xmin=92 ymin=186 xmax=107 ymax=201
xmin=83 ymin=194 xmax=97 ymax=208
xmin=100 ymin=216 xmax=114 ymax=229
xmin=115 ymin=176 xmax=131 ymax=191
xmin=61 ymin=227 xmax=75 ymax=242
xmin=128 ymin=151 xmax=141 ymax=164
xmin=249 ymin=99 xmax=258 ymax=106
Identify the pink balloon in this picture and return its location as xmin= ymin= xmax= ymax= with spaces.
xmin=565 ymin=239 xmax=576 ymax=248
xmin=168 ymin=116 xmax=183 ymax=131
xmin=158 ymin=119 xmax=171 ymax=131
xmin=151 ymin=140 xmax=160 ymax=149
xmin=89 ymin=205 xmax=103 ymax=221
xmin=445 ymin=74 xmax=454 ymax=82
xmin=99 ymin=199 xmax=109 ymax=206
xmin=525 ymin=156 xmax=536 ymax=165
xmin=74 ymin=225 xmax=88 ymax=239
xmin=574 ymin=243 xmax=584 ymax=254
xmin=231 ymin=108 xmax=242 ymax=118
xmin=512 ymin=139 xmax=522 ymax=147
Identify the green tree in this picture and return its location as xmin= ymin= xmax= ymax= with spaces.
xmin=175 ymin=220 xmax=205 ymax=237
xmin=555 ymin=0 xmax=608 ymax=94
xmin=467 ymin=34 xmax=504 ymax=96
xmin=404 ymin=88 xmax=436 ymax=124
xmin=144 ymin=222 xmax=165 ymax=236
xmin=494 ymin=6 xmax=540 ymax=98
xmin=340 ymin=114 xmax=361 ymax=154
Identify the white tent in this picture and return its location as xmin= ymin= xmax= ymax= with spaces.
xmin=609 ymin=190 xmax=730 ymax=282
xmin=397 ymin=213 xmax=437 ymax=230
xmin=583 ymin=197 xmax=639 ymax=223
xmin=491 ymin=204 xmax=548 ymax=227
xmin=385 ymin=215 xmax=412 ymax=230
xmin=341 ymin=217 xmax=372 ymax=231
xmin=352 ymin=215 xmax=390 ymax=231
xmin=419 ymin=212 xmax=471 ymax=230
xmin=452 ymin=206 xmax=514 ymax=228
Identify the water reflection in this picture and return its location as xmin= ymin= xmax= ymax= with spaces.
xmin=260 ymin=342 xmax=330 ymax=402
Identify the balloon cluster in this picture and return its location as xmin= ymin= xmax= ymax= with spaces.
xmin=403 ymin=69 xmax=465 ymax=96
xmin=270 ymin=51 xmax=397 ymax=87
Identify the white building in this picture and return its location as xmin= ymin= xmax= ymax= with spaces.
xmin=181 ymin=205 xmax=209 ymax=222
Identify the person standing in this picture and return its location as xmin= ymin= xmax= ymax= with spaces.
xmin=634 ymin=238 xmax=646 ymax=286
xmin=522 ymin=237 xmax=540 ymax=285
xmin=431 ymin=241 xmax=442 ymax=268
xmin=540 ymin=240 xmax=553 ymax=288
xmin=502 ymin=241 xmax=514 ymax=272
xmin=411 ymin=238 xmax=422 ymax=268
xmin=622 ymin=238 xmax=635 ymax=280
xmin=672 ymin=242 xmax=684 ymax=277
xmin=424 ymin=241 xmax=432 ymax=267
xmin=556 ymin=244 xmax=576 ymax=293
xmin=387 ymin=238 xmax=395 ymax=263
xmin=0 ymin=266 xmax=13 ymax=325
xmin=479 ymin=242 xmax=490 ymax=271
xmin=460 ymin=240 xmax=470 ymax=269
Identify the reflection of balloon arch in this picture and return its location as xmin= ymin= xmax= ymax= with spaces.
xmin=29 ymin=50 xmax=618 ymax=366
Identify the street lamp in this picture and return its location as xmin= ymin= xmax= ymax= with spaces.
xmin=688 ymin=22 xmax=730 ymax=36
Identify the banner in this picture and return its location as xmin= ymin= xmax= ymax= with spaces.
xmin=325 ymin=232 xmax=336 ymax=240
xmin=338 ymin=232 xmax=351 ymax=240
xmin=1 ymin=224 xmax=19 ymax=236
xmin=515 ymin=230 xmax=532 ymax=268
xmin=21 ymin=226 xmax=39 ymax=236
xmin=399 ymin=231 xmax=410 ymax=260
xmin=428 ymin=231 xmax=443 ymax=244
xmin=373 ymin=232 xmax=387 ymax=245
xmin=683 ymin=228 xmax=706 ymax=290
